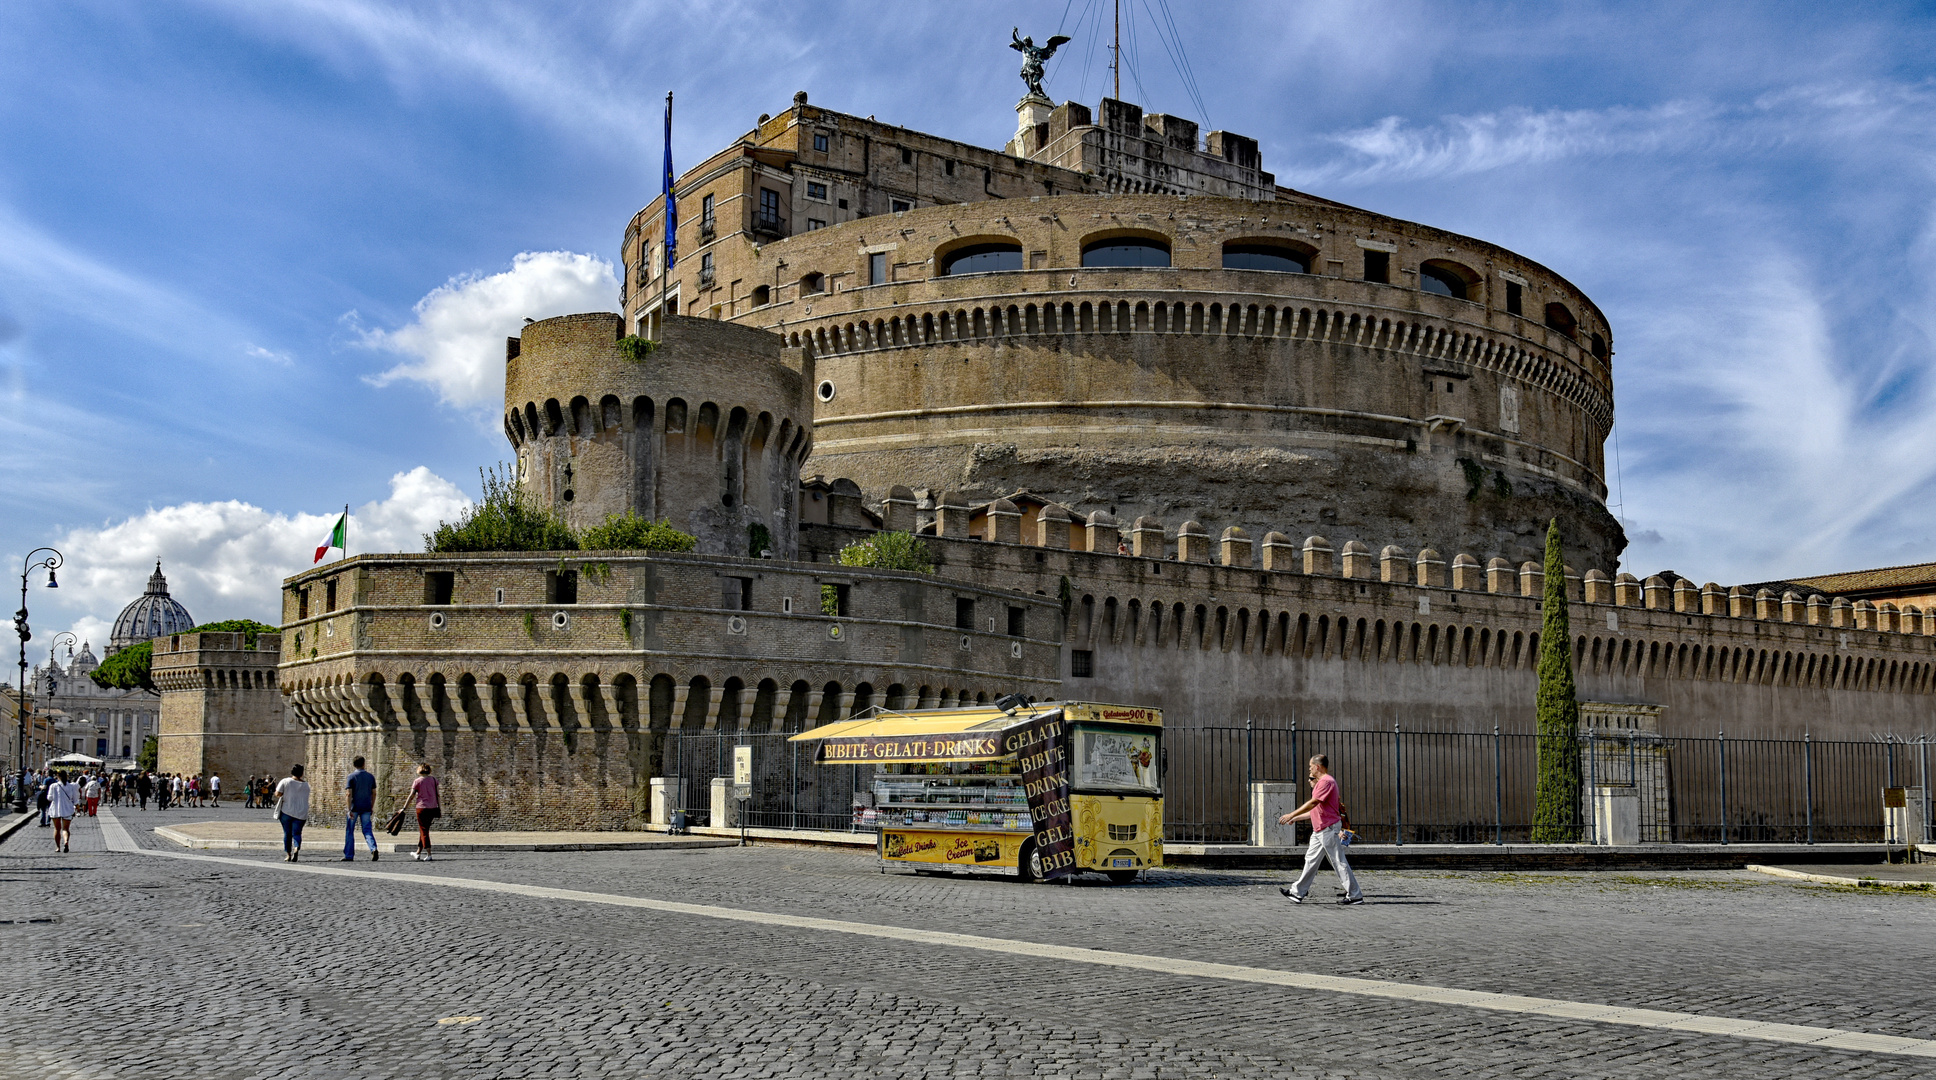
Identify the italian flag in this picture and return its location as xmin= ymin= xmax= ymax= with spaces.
xmin=313 ymin=512 xmax=346 ymax=563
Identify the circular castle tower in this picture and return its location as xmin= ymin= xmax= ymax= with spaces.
xmin=734 ymin=197 xmax=1620 ymax=568
xmin=503 ymin=312 xmax=815 ymax=557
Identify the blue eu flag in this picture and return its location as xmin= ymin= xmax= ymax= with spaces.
xmin=662 ymin=92 xmax=676 ymax=271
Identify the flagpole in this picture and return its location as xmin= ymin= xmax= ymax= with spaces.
xmin=341 ymin=503 xmax=349 ymax=563
xmin=658 ymin=90 xmax=674 ymax=337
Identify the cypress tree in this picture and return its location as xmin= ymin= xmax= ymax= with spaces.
xmin=1532 ymin=517 xmax=1582 ymax=842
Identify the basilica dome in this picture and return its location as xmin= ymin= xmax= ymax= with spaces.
xmin=110 ymin=562 xmax=195 ymax=654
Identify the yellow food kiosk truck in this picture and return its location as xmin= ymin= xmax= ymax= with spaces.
xmin=789 ymin=700 xmax=1163 ymax=883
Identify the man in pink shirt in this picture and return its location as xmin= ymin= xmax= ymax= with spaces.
xmin=1277 ymin=754 xmax=1363 ymax=905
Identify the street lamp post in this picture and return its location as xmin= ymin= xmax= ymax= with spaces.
xmin=44 ymin=631 xmax=76 ymax=762
xmin=13 ymin=547 xmax=61 ymax=813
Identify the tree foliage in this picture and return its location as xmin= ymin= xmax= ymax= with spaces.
xmin=834 ymin=531 xmax=934 ymax=574
xmin=1532 ymin=517 xmax=1582 ymax=843
xmin=578 ymin=511 xmax=697 ymax=552
xmin=91 ymin=641 xmax=154 ymax=691
xmin=137 ymin=735 xmax=158 ymax=772
xmin=424 ymin=464 xmax=577 ymax=553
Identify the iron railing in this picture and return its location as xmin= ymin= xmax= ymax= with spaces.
xmin=664 ymin=727 xmax=1932 ymax=846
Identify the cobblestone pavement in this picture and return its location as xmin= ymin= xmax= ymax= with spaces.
xmin=1 ymin=806 xmax=1931 ymax=1079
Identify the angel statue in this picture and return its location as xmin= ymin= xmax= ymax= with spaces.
xmin=1010 ymin=28 xmax=1071 ymax=100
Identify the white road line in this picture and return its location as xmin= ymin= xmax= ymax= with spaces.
xmin=89 ymin=811 xmax=1935 ymax=1060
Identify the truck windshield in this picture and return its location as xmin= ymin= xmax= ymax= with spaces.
xmin=1069 ymin=724 xmax=1161 ymax=795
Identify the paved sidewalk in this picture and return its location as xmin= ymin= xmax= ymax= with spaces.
xmin=153 ymin=818 xmax=737 ymax=852
xmin=3 ymin=806 xmax=1931 ymax=1079
xmin=1748 ymin=863 xmax=1936 ymax=889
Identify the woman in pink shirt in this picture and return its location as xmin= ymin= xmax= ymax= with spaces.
xmin=410 ymin=763 xmax=441 ymax=862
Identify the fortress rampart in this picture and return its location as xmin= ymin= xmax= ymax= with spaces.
xmin=276 ymin=551 xmax=1061 ymax=828
xmin=795 ymin=479 xmax=1935 ymax=742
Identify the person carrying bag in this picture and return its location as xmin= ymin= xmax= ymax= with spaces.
xmin=406 ymin=764 xmax=441 ymax=862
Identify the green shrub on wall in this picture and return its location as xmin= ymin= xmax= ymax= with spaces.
xmin=425 ymin=464 xmax=577 ymax=553
xmin=578 ymin=512 xmax=696 ymax=552
xmin=834 ymin=532 xmax=934 ymax=573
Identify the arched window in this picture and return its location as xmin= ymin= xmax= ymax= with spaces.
xmin=750 ymin=285 xmax=771 ymax=307
xmin=1222 ymin=242 xmax=1311 ymax=274
xmin=1419 ymin=260 xmax=1478 ymax=301
xmin=941 ymin=243 xmax=1023 ymax=275
xmin=799 ymin=272 xmax=825 ymax=295
xmin=1590 ymin=332 xmax=1608 ymax=360
xmin=1544 ymin=302 xmax=1578 ymax=338
xmin=1082 ymin=237 xmax=1171 ymax=268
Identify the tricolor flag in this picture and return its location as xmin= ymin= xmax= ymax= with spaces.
xmin=313 ymin=510 xmax=347 ymax=563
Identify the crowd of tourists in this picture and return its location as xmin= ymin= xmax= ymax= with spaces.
xmin=11 ymin=760 xmax=444 ymax=864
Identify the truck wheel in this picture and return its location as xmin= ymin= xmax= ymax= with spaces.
xmin=1017 ymin=840 xmax=1042 ymax=883
xmin=1106 ymin=870 xmax=1138 ymax=885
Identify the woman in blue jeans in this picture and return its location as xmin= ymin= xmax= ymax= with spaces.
xmin=272 ymin=764 xmax=311 ymax=862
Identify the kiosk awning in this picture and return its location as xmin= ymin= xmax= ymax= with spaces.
xmin=787 ymin=708 xmax=1057 ymax=763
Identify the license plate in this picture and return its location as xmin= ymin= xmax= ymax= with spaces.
xmin=1111 ymin=857 xmax=1134 ymax=868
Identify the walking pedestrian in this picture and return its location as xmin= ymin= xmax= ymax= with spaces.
xmin=342 ymin=757 xmax=379 ymax=862
xmin=243 ymin=775 xmax=255 ymax=809
xmin=83 ymin=774 xmax=102 ymax=817
xmin=47 ymin=772 xmax=78 ymax=853
xmin=208 ymin=773 xmax=221 ymax=807
xmin=1278 ymin=754 xmax=1364 ymax=905
xmin=136 ymin=770 xmax=151 ymax=811
xmin=35 ymin=775 xmax=51 ymax=827
xmin=273 ymin=765 xmax=311 ymax=862
xmin=408 ymin=764 xmax=441 ymax=862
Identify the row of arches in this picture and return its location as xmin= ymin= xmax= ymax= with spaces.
xmin=505 ymin=395 xmax=808 ymax=461
xmin=287 ymin=671 xmax=1003 ymax=737
xmin=783 ymin=295 xmax=1611 ymax=431
xmin=1062 ymin=591 xmax=1933 ymax=694
xmin=1579 ymin=635 xmax=1935 ymax=694
xmin=504 ymin=393 xmax=811 ymax=516
xmin=162 ymin=667 xmax=275 ymax=691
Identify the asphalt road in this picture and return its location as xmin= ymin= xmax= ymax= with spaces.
xmin=1 ymin=806 xmax=1930 ymax=1079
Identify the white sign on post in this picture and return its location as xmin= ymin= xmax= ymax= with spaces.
xmin=732 ymin=744 xmax=753 ymax=801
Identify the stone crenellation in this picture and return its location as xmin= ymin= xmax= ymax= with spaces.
xmin=788 ymin=479 xmax=1934 ymax=743
xmin=812 ymin=477 xmax=1936 ymax=642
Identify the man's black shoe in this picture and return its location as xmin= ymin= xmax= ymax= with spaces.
xmin=1338 ymin=895 xmax=1365 ymax=906
xmin=1279 ymin=887 xmax=1304 ymax=904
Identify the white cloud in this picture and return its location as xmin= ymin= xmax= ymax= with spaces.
xmin=42 ymin=467 xmax=470 ymax=632
xmin=1282 ymin=80 xmax=1936 ymax=187
xmin=361 ymin=251 xmax=617 ymax=410
xmin=244 ymin=343 xmax=293 ymax=365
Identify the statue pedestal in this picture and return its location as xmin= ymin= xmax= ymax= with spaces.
xmin=1007 ymin=93 xmax=1053 ymax=156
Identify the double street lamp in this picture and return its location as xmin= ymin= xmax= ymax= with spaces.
xmin=13 ymin=547 xmax=61 ymax=813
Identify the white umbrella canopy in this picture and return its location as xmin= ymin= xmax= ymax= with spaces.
xmin=46 ymin=753 xmax=104 ymax=767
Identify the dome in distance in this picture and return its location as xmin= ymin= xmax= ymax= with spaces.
xmin=110 ymin=562 xmax=195 ymax=654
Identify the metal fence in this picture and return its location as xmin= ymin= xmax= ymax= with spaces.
xmin=1166 ymin=725 xmax=1934 ymax=846
xmin=663 ymin=732 xmax=870 ymax=832
xmin=666 ymin=727 xmax=1933 ymax=846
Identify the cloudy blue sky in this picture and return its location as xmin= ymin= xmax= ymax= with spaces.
xmin=5 ymin=0 xmax=1936 ymax=660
